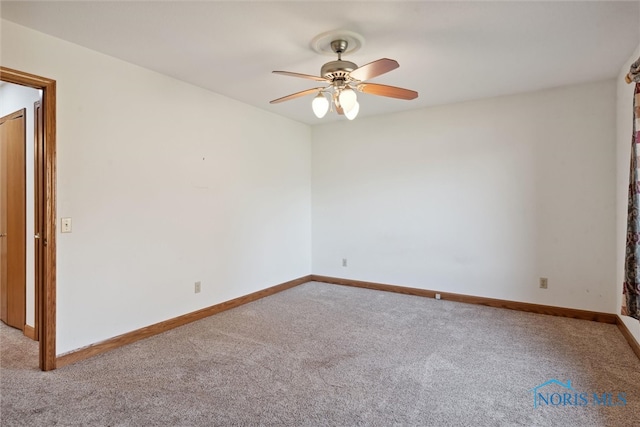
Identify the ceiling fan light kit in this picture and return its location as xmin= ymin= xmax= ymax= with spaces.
xmin=344 ymin=102 xmax=360 ymax=121
xmin=270 ymin=30 xmax=418 ymax=120
xmin=312 ymin=92 xmax=330 ymax=118
xmin=338 ymin=87 xmax=357 ymax=113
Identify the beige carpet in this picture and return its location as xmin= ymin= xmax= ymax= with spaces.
xmin=1 ymin=281 xmax=639 ymax=426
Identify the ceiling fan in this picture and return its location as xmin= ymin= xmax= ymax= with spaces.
xmin=270 ymin=38 xmax=418 ymax=120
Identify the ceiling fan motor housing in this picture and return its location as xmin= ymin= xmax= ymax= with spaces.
xmin=321 ymin=60 xmax=358 ymax=81
xmin=321 ymin=39 xmax=358 ymax=82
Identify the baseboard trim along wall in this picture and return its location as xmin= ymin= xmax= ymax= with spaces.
xmin=310 ymin=275 xmax=617 ymax=322
xmin=55 ymin=274 xmax=639 ymax=368
xmin=23 ymin=324 xmax=36 ymax=341
xmin=310 ymin=275 xmax=640 ymax=360
xmin=616 ymin=316 xmax=640 ymax=360
xmin=56 ymin=275 xmax=312 ymax=368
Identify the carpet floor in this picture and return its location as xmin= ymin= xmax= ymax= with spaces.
xmin=1 ymin=281 xmax=639 ymax=426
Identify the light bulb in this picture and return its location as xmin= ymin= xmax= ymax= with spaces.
xmin=339 ymin=87 xmax=357 ymax=113
xmin=312 ymin=92 xmax=329 ymax=118
xmin=345 ymin=101 xmax=360 ymax=120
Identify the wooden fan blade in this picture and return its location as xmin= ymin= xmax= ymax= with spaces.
xmin=270 ymin=87 xmax=325 ymax=104
xmin=357 ymin=83 xmax=418 ymax=100
xmin=272 ymin=71 xmax=327 ymax=82
xmin=349 ymin=58 xmax=399 ymax=82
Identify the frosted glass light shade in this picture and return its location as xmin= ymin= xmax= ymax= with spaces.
xmin=312 ymin=93 xmax=329 ymax=118
xmin=339 ymin=87 xmax=357 ymax=113
xmin=345 ymin=101 xmax=360 ymax=120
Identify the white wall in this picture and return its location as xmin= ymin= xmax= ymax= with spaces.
xmin=313 ymin=80 xmax=616 ymax=313
xmin=1 ymin=20 xmax=312 ymax=354
xmin=2 ymin=18 xmax=635 ymax=356
xmin=0 ymin=82 xmax=41 ymax=329
xmin=616 ymin=43 xmax=640 ymax=344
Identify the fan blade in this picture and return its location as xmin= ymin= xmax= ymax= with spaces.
xmin=272 ymin=71 xmax=327 ymax=82
xmin=349 ymin=58 xmax=399 ymax=82
xmin=270 ymin=87 xmax=325 ymax=104
xmin=357 ymin=83 xmax=418 ymax=100
xmin=336 ymin=105 xmax=344 ymax=115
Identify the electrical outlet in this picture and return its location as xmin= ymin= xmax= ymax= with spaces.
xmin=342 ymin=258 xmax=348 ymax=267
xmin=435 ymin=293 xmax=441 ymax=300
xmin=194 ymin=281 xmax=201 ymax=293
xmin=539 ymin=277 xmax=548 ymax=289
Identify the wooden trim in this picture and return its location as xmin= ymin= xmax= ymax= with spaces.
xmin=310 ymin=275 xmax=618 ymax=324
xmin=42 ymin=77 xmax=57 ymax=371
xmin=0 ymin=67 xmax=57 ymax=371
xmin=23 ymin=324 xmax=37 ymax=341
xmin=0 ymin=68 xmax=56 ymax=88
xmin=616 ymin=316 xmax=640 ymax=360
xmin=56 ymin=275 xmax=312 ymax=368
xmin=33 ymin=99 xmax=43 ymax=342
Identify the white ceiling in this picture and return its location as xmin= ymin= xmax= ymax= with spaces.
xmin=2 ymin=1 xmax=639 ymax=125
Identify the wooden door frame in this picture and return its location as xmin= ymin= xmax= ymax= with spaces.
xmin=0 ymin=67 xmax=57 ymax=371
xmin=33 ymin=99 xmax=44 ymax=342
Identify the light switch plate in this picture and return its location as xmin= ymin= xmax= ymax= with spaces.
xmin=61 ymin=217 xmax=72 ymax=233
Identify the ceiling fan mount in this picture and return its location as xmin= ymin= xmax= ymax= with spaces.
xmin=330 ymin=39 xmax=349 ymax=55
xmin=270 ymin=31 xmax=418 ymax=120
xmin=310 ymin=30 xmax=365 ymax=56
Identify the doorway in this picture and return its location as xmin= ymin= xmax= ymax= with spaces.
xmin=0 ymin=67 xmax=57 ymax=371
xmin=1 ymin=87 xmax=43 ymax=343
